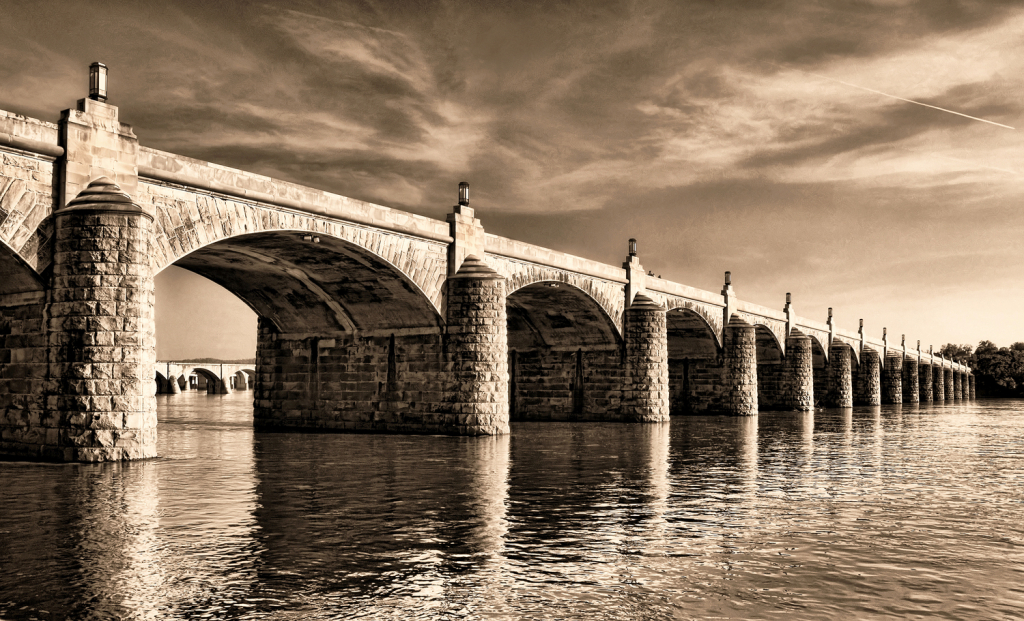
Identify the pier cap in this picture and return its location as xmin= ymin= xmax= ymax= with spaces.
xmin=58 ymin=177 xmax=151 ymax=220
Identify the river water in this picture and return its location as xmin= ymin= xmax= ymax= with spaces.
xmin=1 ymin=393 xmax=1022 ymax=620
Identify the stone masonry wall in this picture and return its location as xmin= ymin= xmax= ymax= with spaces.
xmin=855 ymin=348 xmax=881 ymax=406
xmin=934 ymin=364 xmax=945 ymax=401
xmin=444 ymin=258 xmax=509 ymax=435
xmin=954 ymin=371 xmax=963 ymax=400
xmin=779 ymin=330 xmax=813 ymax=411
xmin=756 ymin=360 xmax=784 ymax=410
xmin=827 ymin=344 xmax=852 ymax=407
xmin=0 ymin=295 xmax=49 ymax=458
xmin=669 ymin=357 xmax=725 ymax=415
xmin=722 ymin=317 xmax=757 ymax=416
xmin=882 ymin=354 xmax=903 ymax=405
xmin=919 ymin=362 xmax=933 ymax=402
xmin=510 ymin=347 xmax=623 ymax=421
xmin=903 ymin=357 xmax=919 ymax=404
xmin=253 ymin=320 xmax=451 ymax=433
xmin=47 ymin=210 xmax=156 ymax=461
xmin=0 ymin=150 xmax=55 ymax=272
xmin=622 ymin=298 xmax=669 ymax=422
xmin=944 ymin=368 xmax=954 ymax=401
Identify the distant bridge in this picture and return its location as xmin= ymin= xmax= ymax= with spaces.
xmin=0 ymin=66 xmax=974 ymax=462
xmin=154 ymin=362 xmax=254 ymax=394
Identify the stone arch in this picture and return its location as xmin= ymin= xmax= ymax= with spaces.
xmin=662 ymin=298 xmax=723 ymax=349
xmin=506 ymin=280 xmax=622 ymax=421
xmin=0 ymin=239 xmax=46 ymax=295
xmin=667 ymin=307 xmax=722 ymax=416
xmin=164 ymin=230 xmax=444 ymax=335
xmin=754 ymin=324 xmax=786 ymax=410
xmin=142 ymin=183 xmax=449 ymax=319
xmin=154 ymin=370 xmax=170 ymax=394
xmin=488 ymin=255 xmax=625 ymax=337
xmin=736 ymin=313 xmax=787 ymax=357
xmin=832 ymin=337 xmax=861 ymax=365
xmin=190 ymin=367 xmax=227 ymax=394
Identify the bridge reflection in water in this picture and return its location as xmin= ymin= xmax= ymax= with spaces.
xmin=1 ymin=395 xmax=1021 ymax=620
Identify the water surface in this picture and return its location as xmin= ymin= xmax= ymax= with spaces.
xmin=2 ymin=393 xmax=1022 ymax=619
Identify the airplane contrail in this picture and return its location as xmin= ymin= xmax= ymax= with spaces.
xmin=770 ymin=62 xmax=1015 ymax=130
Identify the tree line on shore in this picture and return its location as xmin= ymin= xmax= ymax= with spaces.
xmin=940 ymin=342 xmax=1024 ymax=397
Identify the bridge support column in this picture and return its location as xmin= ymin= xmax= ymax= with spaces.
xmin=445 ymin=255 xmax=510 ymax=435
xmin=882 ymin=354 xmax=903 ymax=404
xmin=826 ymin=342 xmax=852 ymax=408
xmin=902 ymin=357 xmax=919 ymax=404
xmin=168 ymin=375 xmax=181 ymax=395
xmin=854 ymin=348 xmax=880 ymax=406
xmin=934 ymin=364 xmax=945 ymax=402
xmin=944 ymin=368 xmax=954 ymax=401
xmin=954 ymin=371 xmax=963 ymax=400
xmin=779 ymin=329 xmax=813 ymax=411
xmin=622 ymin=294 xmax=669 ymax=422
xmin=722 ymin=316 xmax=757 ymax=416
xmin=969 ymin=374 xmax=975 ymax=399
xmin=919 ymin=363 xmax=933 ymax=403
xmin=48 ymin=178 xmax=156 ymax=461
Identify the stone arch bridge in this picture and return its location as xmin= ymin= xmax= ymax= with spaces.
xmin=0 ymin=76 xmax=974 ymax=462
xmin=154 ymin=362 xmax=255 ymax=395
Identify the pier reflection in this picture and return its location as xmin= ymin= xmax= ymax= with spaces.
xmin=249 ymin=432 xmax=511 ymax=617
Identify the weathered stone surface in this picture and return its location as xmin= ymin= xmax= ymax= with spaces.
xmin=622 ymin=294 xmax=669 ymax=422
xmin=969 ymin=374 xmax=976 ymax=400
xmin=722 ymin=316 xmax=757 ymax=416
xmin=855 ymin=348 xmax=881 ymax=406
xmin=778 ymin=329 xmax=813 ymax=411
xmin=953 ymin=371 xmax=963 ymax=400
xmin=827 ymin=342 xmax=853 ymax=408
xmin=919 ymin=362 xmax=933 ymax=403
xmin=944 ymin=368 xmax=954 ymax=401
xmin=46 ymin=178 xmax=156 ymax=461
xmin=934 ymin=364 xmax=946 ymax=402
xmin=443 ymin=256 xmax=509 ymax=434
xmin=882 ymin=353 xmax=903 ymax=405
xmin=902 ymin=357 xmax=919 ymax=404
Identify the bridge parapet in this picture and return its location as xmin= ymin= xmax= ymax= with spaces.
xmin=139 ymin=146 xmax=452 ymax=243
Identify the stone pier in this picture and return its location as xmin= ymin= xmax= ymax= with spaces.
xmin=954 ymin=371 xmax=963 ymax=401
xmin=919 ymin=362 xmax=933 ymax=403
xmin=827 ymin=341 xmax=852 ymax=408
xmin=622 ymin=294 xmax=669 ymax=422
xmin=854 ymin=348 xmax=881 ymax=406
xmin=882 ymin=353 xmax=903 ymax=405
xmin=48 ymin=178 xmax=156 ymax=461
xmin=944 ymin=368 xmax=954 ymax=401
xmin=902 ymin=357 xmax=919 ymax=404
xmin=969 ymin=374 xmax=976 ymax=400
xmin=780 ymin=329 xmax=813 ymax=411
xmin=934 ymin=364 xmax=945 ymax=402
xmin=722 ymin=316 xmax=757 ymax=416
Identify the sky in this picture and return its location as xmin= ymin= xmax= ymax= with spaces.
xmin=1 ymin=0 xmax=1022 ymax=358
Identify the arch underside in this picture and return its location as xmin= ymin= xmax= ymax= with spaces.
xmin=506 ymin=282 xmax=622 ymax=421
xmin=661 ymin=297 xmax=723 ymax=348
xmin=172 ymin=231 xmax=443 ymax=334
xmin=667 ymin=308 xmax=722 ymax=416
xmin=489 ymin=255 xmax=625 ymax=337
xmin=736 ymin=312 xmax=787 ymax=357
xmin=507 ymin=282 xmax=621 ymax=351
